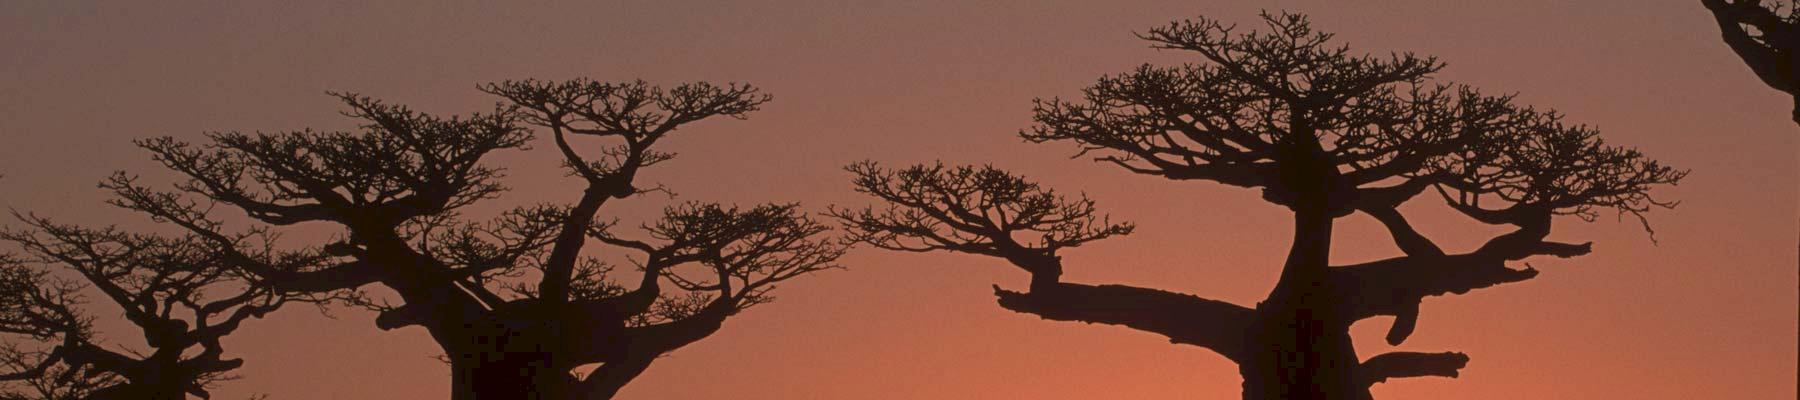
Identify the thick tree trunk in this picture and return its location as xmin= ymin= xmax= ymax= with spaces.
xmin=1239 ymin=310 xmax=1366 ymax=400
xmin=90 ymin=368 xmax=188 ymax=400
xmin=117 ymin=358 xmax=192 ymax=400
xmin=440 ymin=303 xmax=717 ymax=400
xmin=449 ymin=358 xmax=476 ymax=400
xmin=357 ymin=234 xmax=576 ymax=400
xmin=445 ymin=312 xmax=579 ymax=400
xmin=1239 ymin=205 xmax=1367 ymax=400
xmin=458 ymin=359 xmax=568 ymax=400
xmin=446 ymin=343 xmax=577 ymax=400
xmin=88 ymin=385 xmax=188 ymax=400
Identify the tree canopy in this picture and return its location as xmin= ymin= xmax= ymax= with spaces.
xmin=100 ymin=80 xmax=844 ymax=399
xmin=835 ymin=12 xmax=1684 ymax=399
xmin=0 ymin=214 xmax=332 ymax=400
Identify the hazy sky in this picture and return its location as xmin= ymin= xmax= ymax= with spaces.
xmin=1 ymin=1 xmax=1794 ymax=399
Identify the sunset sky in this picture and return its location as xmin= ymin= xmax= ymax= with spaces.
xmin=1 ymin=1 xmax=1795 ymax=399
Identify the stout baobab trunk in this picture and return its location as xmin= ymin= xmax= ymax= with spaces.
xmin=1238 ymin=141 xmax=1369 ymax=400
xmin=352 ymin=232 xmax=573 ymax=400
xmin=1240 ymin=318 xmax=1366 ymax=400
xmin=88 ymin=385 xmax=187 ymax=400
xmin=444 ymin=309 xmax=583 ymax=400
xmin=1239 ymin=201 xmax=1367 ymax=400
xmin=89 ymin=360 xmax=190 ymax=400
xmin=453 ymin=356 xmax=569 ymax=400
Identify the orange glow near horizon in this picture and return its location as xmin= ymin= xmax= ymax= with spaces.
xmin=0 ymin=1 xmax=1794 ymax=399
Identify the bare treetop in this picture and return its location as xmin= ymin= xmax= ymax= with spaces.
xmin=1430 ymin=114 xmax=1684 ymax=231
xmin=481 ymin=79 xmax=770 ymax=191
xmin=831 ymin=162 xmax=1132 ymax=288
xmin=1021 ymin=12 xmax=1686 ymax=221
xmin=133 ymin=93 xmax=529 ymax=226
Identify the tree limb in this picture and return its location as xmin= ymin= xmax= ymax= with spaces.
xmin=1358 ymin=351 xmax=1470 ymax=387
xmin=993 ymin=282 xmax=1253 ymax=362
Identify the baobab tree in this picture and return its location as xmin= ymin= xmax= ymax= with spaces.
xmin=832 ymin=12 xmax=1684 ymax=400
xmin=0 ymin=215 xmax=322 ymax=400
xmin=1702 ymin=0 xmax=1799 ymax=125
xmin=106 ymin=80 xmax=844 ymax=399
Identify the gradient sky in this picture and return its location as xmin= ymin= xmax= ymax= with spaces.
xmin=1 ymin=1 xmax=1795 ymax=399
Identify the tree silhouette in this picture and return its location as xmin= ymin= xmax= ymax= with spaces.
xmin=832 ymin=12 xmax=1684 ymax=400
xmin=0 ymin=215 xmax=325 ymax=400
xmin=106 ymin=80 xmax=844 ymax=399
xmin=1702 ymin=0 xmax=1800 ymax=125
